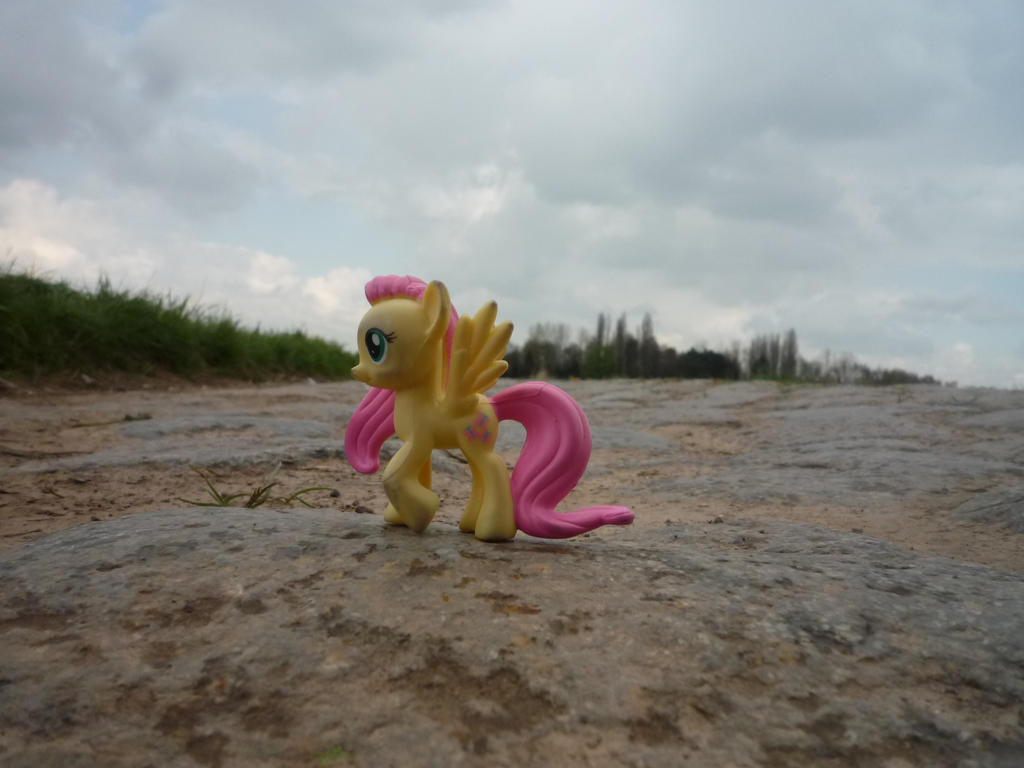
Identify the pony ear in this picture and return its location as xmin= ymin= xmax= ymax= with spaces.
xmin=422 ymin=280 xmax=451 ymax=341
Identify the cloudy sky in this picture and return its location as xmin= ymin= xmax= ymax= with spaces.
xmin=2 ymin=1 xmax=1022 ymax=387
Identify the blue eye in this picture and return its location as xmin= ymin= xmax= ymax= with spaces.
xmin=365 ymin=328 xmax=394 ymax=363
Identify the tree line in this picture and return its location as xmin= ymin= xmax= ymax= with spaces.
xmin=505 ymin=312 xmax=939 ymax=385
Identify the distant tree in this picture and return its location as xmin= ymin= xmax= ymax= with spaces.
xmin=779 ymin=329 xmax=798 ymax=379
xmin=623 ymin=335 xmax=640 ymax=377
xmin=746 ymin=333 xmax=786 ymax=378
xmin=504 ymin=345 xmax=525 ymax=377
xmin=561 ymin=343 xmax=583 ymax=378
xmin=747 ymin=335 xmax=770 ymax=378
xmin=510 ymin=322 xmax=928 ymax=385
xmin=614 ymin=313 xmax=628 ymax=376
xmin=522 ymin=323 xmax=570 ymax=376
xmin=660 ymin=346 xmax=678 ymax=377
xmin=677 ymin=347 xmax=740 ymax=379
xmin=595 ymin=312 xmax=609 ymax=348
xmin=800 ymin=357 xmax=822 ymax=382
xmin=582 ymin=343 xmax=616 ymax=378
xmin=767 ymin=334 xmax=781 ymax=376
xmin=521 ymin=337 xmax=550 ymax=376
xmin=716 ymin=349 xmax=742 ymax=379
xmin=728 ymin=341 xmax=742 ymax=375
xmin=583 ymin=312 xmax=616 ymax=378
xmin=831 ymin=353 xmax=858 ymax=383
xmin=639 ymin=313 xmax=660 ymax=378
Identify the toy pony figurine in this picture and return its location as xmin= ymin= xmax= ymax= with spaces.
xmin=345 ymin=275 xmax=634 ymax=541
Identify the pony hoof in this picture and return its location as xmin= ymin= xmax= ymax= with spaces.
xmin=384 ymin=503 xmax=403 ymax=524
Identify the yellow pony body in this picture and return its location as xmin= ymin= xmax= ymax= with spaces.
xmin=352 ymin=281 xmax=516 ymax=540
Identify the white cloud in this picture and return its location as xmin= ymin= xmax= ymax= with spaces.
xmin=0 ymin=1 xmax=138 ymax=154
xmin=2 ymin=2 xmax=1023 ymax=385
xmin=103 ymin=118 xmax=274 ymax=217
xmin=245 ymin=251 xmax=300 ymax=296
xmin=0 ymin=179 xmax=150 ymax=283
xmin=564 ymin=203 xmax=641 ymax=244
xmin=303 ymin=266 xmax=374 ymax=331
xmin=0 ymin=178 xmax=373 ymax=348
xmin=410 ymin=164 xmax=520 ymax=224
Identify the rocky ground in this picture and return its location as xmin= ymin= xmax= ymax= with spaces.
xmin=1 ymin=378 xmax=1022 ymax=766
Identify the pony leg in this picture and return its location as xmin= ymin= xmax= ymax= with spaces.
xmin=384 ymin=460 xmax=432 ymax=524
xmin=458 ymin=471 xmax=484 ymax=533
xmin=382 ymin=440 xmax=439 ymax=533
xmin=462 ymin=450 xmax=515 ymax=541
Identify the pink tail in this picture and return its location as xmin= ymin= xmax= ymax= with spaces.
xmin=493 ymin=382 xmax=634 ymax=539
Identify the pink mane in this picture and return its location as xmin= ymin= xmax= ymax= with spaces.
xmin=364 ymin=275 xmax=459 ymax=357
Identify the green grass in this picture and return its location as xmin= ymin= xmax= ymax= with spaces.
xmin=0 ymin=269 xmax=358 ymax=381
xmin=179 ymin=466 xmax=335 ymax=509
xmin=314 ymin=745 xmax=353 ymax=764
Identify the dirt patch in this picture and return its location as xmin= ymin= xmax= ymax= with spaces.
xmin=1 ymin=379 xmax=1022 ymax=574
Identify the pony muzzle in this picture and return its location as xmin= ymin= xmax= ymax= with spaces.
xmin=351 ymin=364 xmax=371 ymax=384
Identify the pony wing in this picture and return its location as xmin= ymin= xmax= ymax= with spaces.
xmin=443 ymin=301 xmax=513 ymax=416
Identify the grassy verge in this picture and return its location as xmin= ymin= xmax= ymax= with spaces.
xmin=0 ymin=270 xmax=357 ymax=383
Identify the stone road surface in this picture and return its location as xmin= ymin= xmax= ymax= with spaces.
xmin=1 ymin=379 xmax=1022 ymax=766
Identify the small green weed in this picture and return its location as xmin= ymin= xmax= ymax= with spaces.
xmin=315 ymin=745 xmax=353 ymax=764
xmin=71 ymin=413 xmax=153 ymax=428
xmin=179 ymin=468 xmax=248 ymax=507
xmin=179 ymin=466 xmax=335 ymax=509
